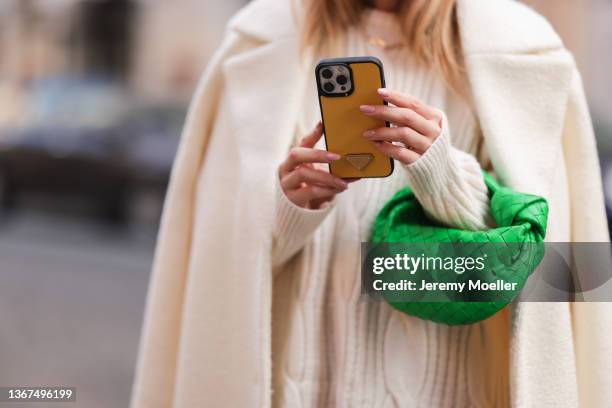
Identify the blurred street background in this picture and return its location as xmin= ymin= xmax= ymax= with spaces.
xmin=0 ymin=1 xmax=610 ymax=407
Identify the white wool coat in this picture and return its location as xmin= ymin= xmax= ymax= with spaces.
xmin=131 ymin=0 xmax=612 ymax=407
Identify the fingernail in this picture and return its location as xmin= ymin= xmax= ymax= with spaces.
xmin=316 ymin=121 xmax=323 ymax=129
xmin=327 ymin=153 xmax=341 ymax=161
xmin=336 ymin=179 xmax=348 ymax=189
xmin=360 ymin=105 xmax=375 ymax=113
xmin=378 ymin=88 xmax=390 ymax=97
xmin=363 ymin=130 xmax=375 ymax=138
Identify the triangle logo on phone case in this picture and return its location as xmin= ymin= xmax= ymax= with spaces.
xmin=345 ymin=154 xmax=374 ymax=170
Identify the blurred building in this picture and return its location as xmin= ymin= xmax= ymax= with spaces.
xmin=0 ymin=0 xmax=248 ymax=226
xmin=0 ymin=0 xmax=246 ymax=103
xmin=70 ymin=0 xmax=136 ymax=79
xmin=130 ymin=0 xmax=246 ymax=102
xmin=0 ymin=0 xmax=72 ymax=83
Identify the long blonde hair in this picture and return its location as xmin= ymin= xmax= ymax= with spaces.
xmin=301 ymin=0 xmax=465 ymax=93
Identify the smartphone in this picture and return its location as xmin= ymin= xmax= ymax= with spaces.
xmin=315 ymin=56 xmax=393 ymax=179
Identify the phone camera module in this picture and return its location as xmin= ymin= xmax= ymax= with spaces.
xmin=318 ymin=63 xmax=353 ymax=96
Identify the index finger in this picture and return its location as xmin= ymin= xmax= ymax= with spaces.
xmin=280 ymin=147 xmax=340 ymax=175
xmin=299 ymin=121 xmax=324 ymax=148
xmin=360 ymin=105 xmax=440 ymax=137
xmin=377 ymin=88 xmax=442 ymax=124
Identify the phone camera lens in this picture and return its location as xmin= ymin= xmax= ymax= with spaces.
xmin=323 ymin=82 xmax=335 ymax=93
xmin=336 ymin=75 xmax=348 ymax=85
xmin=321 ymin=68 xmax=333 ymax=79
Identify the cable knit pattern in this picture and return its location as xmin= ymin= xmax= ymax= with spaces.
xmin=270 ymin=8 xmax=509 ymax=408
xmin=404 ymin=115 xmax=494 ymax=230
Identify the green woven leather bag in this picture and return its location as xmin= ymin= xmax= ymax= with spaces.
xmin=370 ymin=173 xmax=548 ymax=325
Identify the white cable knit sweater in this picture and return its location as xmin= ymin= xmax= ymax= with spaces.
xmin=131 ymin=2 xmax=612 ymax=407
xmin=271 ymin=9 xmax=508 ymax=407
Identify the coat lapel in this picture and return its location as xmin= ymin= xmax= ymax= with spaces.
xmin=219 ymin=15 xmax=308 ymax=407
xmin=223 ymin=39 xmax=304 ymax=177
xmin=457 ymin=0 xmax=574 ymax=197
xmin=223 ymin=0 xmax=304 ymax=176
xmin=457 ymin=2 xmax=580 ymax=405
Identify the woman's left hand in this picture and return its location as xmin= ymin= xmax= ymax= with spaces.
xmin=360 ymin=88 xmax=444 ymax=165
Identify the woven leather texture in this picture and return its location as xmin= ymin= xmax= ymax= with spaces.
xmin=370 ymin=173 xmax=548 ymax=325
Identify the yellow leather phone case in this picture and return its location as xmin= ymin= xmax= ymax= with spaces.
xmin=316 ymin=57 xmax=393 ymax=179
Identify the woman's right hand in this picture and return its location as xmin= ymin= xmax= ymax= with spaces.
xmin=278 ymin=121 xmax=351 ymax=209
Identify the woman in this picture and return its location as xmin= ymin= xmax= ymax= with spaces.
xmin=132 ymin=0 xmax=611 ymax=407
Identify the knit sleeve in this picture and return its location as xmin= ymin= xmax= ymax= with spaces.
xmin=404 ymin=116 xmax=494 ymax=230
xmin=272 ymin=175 xmax=335 ymax=267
